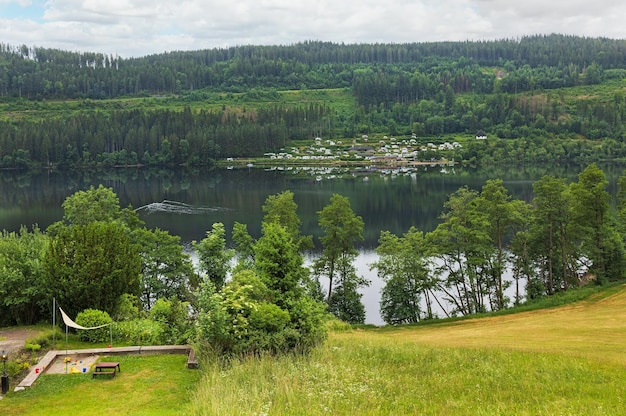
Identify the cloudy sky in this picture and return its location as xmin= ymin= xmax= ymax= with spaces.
xmin=1 ymin=0 xmax=625 ymax=58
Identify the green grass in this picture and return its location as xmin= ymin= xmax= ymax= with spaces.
xmin=187 ymin=284 xmax=626 ymax=415
xmin=4 ymin=284 xmax=626 ymax=414
xmin=0 ymin=354 xmax=201 ymax=416
xmin=188 ymin=338 xmax=626 ymax=415
xmin=0 ymin=88 xmax=356 ymax=123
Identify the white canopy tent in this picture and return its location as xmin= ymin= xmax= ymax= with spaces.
xmin=59 ymin=307 xmax=111 ymax=331
xmin=57 ymin=304 xmax=113 ymax=356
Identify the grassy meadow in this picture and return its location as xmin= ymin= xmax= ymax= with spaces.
xmin=189 ymin=285 xmax=626 ymax=415
xmin=2 ymin=284 xmax=626 ymax=415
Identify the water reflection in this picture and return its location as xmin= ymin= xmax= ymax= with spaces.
xmin=0 ymin=163 xmax=621 ymax=325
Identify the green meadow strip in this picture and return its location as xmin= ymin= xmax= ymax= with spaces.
xmin=0 ymin=354 xmax=201 ymax=416
xmin=189 ymin=335 xmax=626 ymax=415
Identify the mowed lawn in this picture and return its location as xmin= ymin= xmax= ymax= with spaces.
xmin=0 ymin=354 xmax=201 ymax=416
xmin=370 ymin=284 xmax=626 ymax=367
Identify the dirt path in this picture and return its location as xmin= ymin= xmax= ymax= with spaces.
xmin=0 ymin=328 xmax=41 ymax=358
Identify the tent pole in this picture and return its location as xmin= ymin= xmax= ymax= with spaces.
xmin=65 ymin=325 xmax=68 ymax=374
xmin=52 ymin=298 xmax=56 ymax=347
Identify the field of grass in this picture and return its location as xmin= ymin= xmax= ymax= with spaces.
xmin=188 ymin=285 xmax=626 ymax=415
xmin=0 ymin=354 xmax=200 ymax=416
xmin=0 ymin=88 xmax=356 ymax=123
xmin=2 ymin=285 xmax=626 ymax=415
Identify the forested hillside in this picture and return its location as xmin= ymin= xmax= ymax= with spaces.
xmin=1 ymin=34 xmax=626 ymax=169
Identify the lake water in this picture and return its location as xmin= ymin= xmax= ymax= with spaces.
xmin=1 ymin=163 xmax=623 ymax=324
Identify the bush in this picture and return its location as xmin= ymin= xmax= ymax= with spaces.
xmin=6 ymin=354 xmax=31 ymax=378
xmin=114 ymin=293 xmax=143 ymax=321
xmin=325 ymin=317 xmax=353 ymax=332
xmin=114 ymin=319 xmax=164 ymax=345
xmin=75 ymin=309 xmax=113 ymax=343
xmin=249 ymin=303 xmax=290 ymax=332
xmin=149 ymin=298 xmax=194 ymax=344
xmin=26 ymin=327 xmax=64 ymax=349
xmin=196 ymin=271 xmax=328 ymax=357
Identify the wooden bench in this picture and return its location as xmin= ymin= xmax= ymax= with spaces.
xmin=92 ymin=362 xmax=121 ymax=379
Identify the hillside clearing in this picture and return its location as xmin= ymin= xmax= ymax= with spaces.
xmin=356 ymin=284 xmax=626 ymax=366
xmin=3 ymin=285 xmax=626 ymax=415
xmin=188 ymin=284 xmax=626 ymax=415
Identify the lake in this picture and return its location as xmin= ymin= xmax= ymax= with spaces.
xmin=1 ymin=163 xmax=623 ymax=324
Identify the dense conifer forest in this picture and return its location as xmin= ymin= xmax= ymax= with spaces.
xmin=1 ymin=34 xmax=626 ymax=168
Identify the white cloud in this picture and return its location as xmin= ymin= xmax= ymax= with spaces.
xmin=0 ymin=0 xmax=32 ymax=5
xmin=0 ymin=0 xmax=624 ymax=57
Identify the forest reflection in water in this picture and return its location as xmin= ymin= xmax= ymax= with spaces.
xmin=0 ymin=162 xmax=622 ymax=324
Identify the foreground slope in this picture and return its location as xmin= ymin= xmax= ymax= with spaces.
xmin=362 ymin=284 xmax=626 ymax=366
xmin=189 ymin=285 xmax=626 ymax=415
xmin=3 ymin=285 xmax=626 ymax=415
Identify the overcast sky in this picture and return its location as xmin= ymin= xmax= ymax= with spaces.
xmin=1 ymin=0 xmax=625 ymax=58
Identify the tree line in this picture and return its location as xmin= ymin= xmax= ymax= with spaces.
xmin=2 ymin=164 xmax=624 ymax=335
xmin=2 ymin=92 xmax=626 ymax=168
xmin=2 ymin=35 xmax=626 ymax=168
xmin=373 ymin=164 xmax=625 ymax=323
xmin=2 ymin=35 xmax=625 ymax=99
xmin=0 ymin=103 xmax=332 ymax=168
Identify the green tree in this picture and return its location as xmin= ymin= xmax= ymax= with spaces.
xmin=255 ymin=222 xmax=308 ymax=308
xmin=616 ymin=172 xmax=626 ymax=240
xmin=371 ymin=227 xmax=445 ymax=324
xmin=314 ymin=194 xmax=367 ymax=324
xmin=477 ymin=179 xmax=516 ymax=310
xmin=569 ymin=164 xmax=624 ymax=282
xmin=232 ymin=221 xmax=255 ymax=273
xmin=45 ymin=221 xmax=141 ymax=318
xmin=427 ymin=187 xmax=493 ymax=316
xmin=372 ymin=227 xmax=440 ymax=324
xmin=0 ymin=226 xmax=49 ymax=325
xmin=262 ymin=190 xmax=313 ymax=251
xmin=135 ymin=228 xmax=196 ymax=309
xmin=530 ymin=175 xmax=576 ymax=294
xmin=193 ymin=222 xmax=234 ymax=291
xmin=508 ymin=200 xmax=534 ymax=304
xmin=47 ymin=185 xmax=142 ymax=238
xmin=61 ymin=185 xmax=140 ymax=227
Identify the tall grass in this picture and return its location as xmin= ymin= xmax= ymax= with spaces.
xmin=189 ymin=335 xmax=626 ymax=415
xmin=189 ymin=285 xmax=626 ymax=415
xmin=3 ymin=285 xmax=626 ymax=414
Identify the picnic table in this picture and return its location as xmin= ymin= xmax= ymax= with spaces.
xmin=92 ymin=362 xmax=121 ymax=379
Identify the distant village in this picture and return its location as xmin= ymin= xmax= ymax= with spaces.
xmin=256 ymin=133 xmax=476 ymax=166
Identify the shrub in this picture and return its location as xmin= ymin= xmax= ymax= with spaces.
xmin=249 ymin=303 xmax=290 ymax=332
xmin=114 ymin=319 xmax=164 ymax=345
xmin=24 ymin=343 xmax=41 ymax=359
xmin=26 ymin=327 xmax=63 ymax=349
xmin=149 ymin=297 xmax=194 ymax=344
xmin=114 ymin=293 xmax=143 ymax=321
xmin=196 ymin=270 xmax=328 ymax=357
xmin=325 ymin=317 xmax=353 ymax=332
xmin=6 ymin=354 xmax=31 ymax=378
xmin=75 ymin=309 xmax=113 ymax=343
